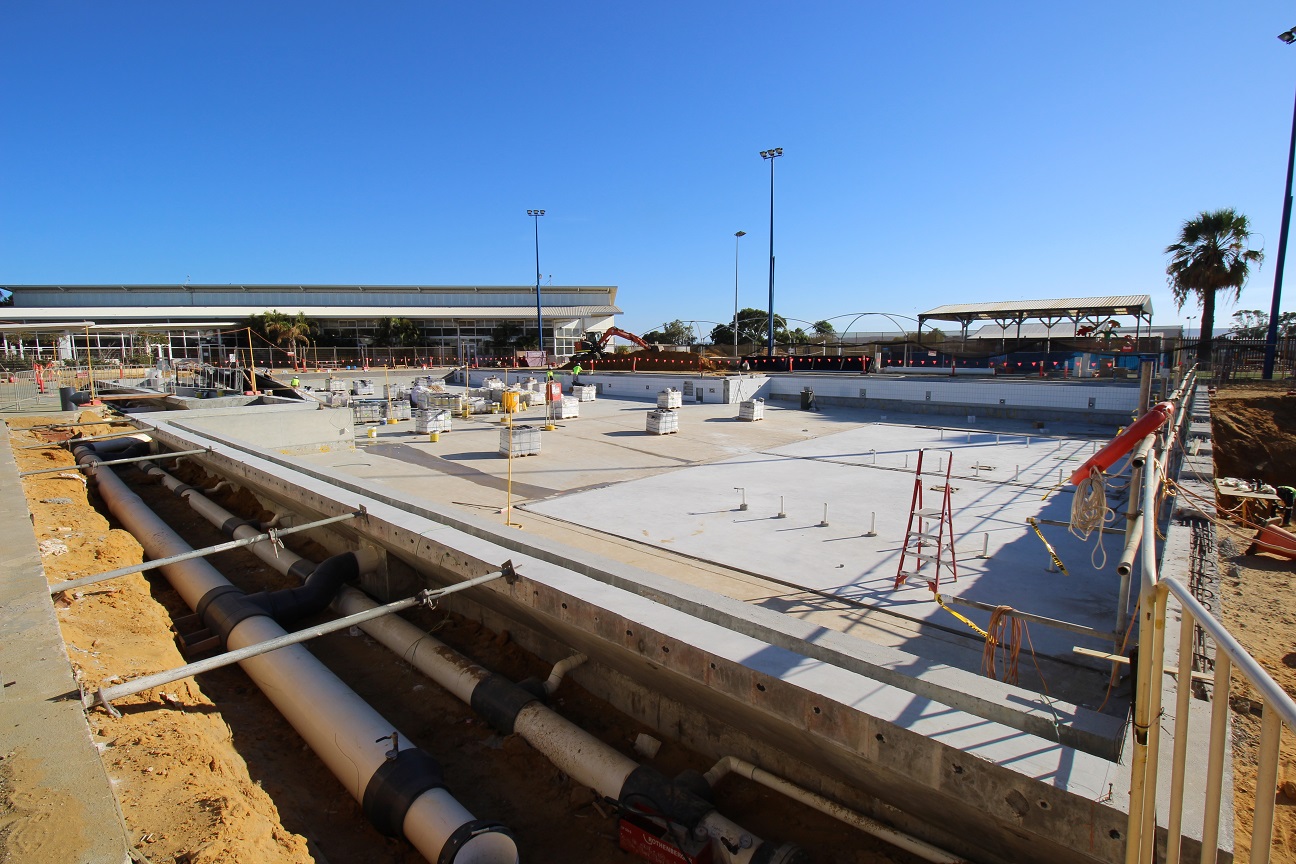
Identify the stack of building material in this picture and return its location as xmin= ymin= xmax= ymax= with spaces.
xmin=646 ymin=409 xmax=680 ymax=435
xmin=352 ymin=402 xmax=382 ymax=424
xmin=738 ymin=399 xmax=765 ymax=421
xmin=351 ymin=379 xmax=376 ymax=396
xmin=422 ymin=392 xmax=465 ymax=412
xmin=572 ymin=384 xmax=597 ymax=402
xmin=326 ymin=377 xmax=348 ymax=393
xmin=384 ymin=383 xmax=411 ymax=401
xmin=555 ymin=396 xmax=580 ymax=419
xmin=414 ymin=408 xmax=453 ymax=434
xmin=657 ymin=388 xmax=683 ymax=409
xmin=464 ymin=396 xmax=491 ymax=414
xmin=521 ymin=377 xmax=541 ymax=393
xmin=499 ymin=424 xmax=542 ymax=456
xmin=482 ymin=376 xmax=506 ymax=396
xmin=382 ymin=401 xmax=412 ymax=421
xmin=315 ymin=391 xmax=350 ymax=408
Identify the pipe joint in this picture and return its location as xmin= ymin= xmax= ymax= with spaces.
xmin=361 ymin=747 xmax=446 ymax=838
xmin=437 ymin=819 xmax=516 ymax=864
xmin=469 ymin=674 xmax=540 ymax=735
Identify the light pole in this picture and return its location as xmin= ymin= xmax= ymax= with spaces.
xmin=1264 ymin=27 xmax=1296 ymax=379
xmin=733 ymin=230 xmax=746 ymax=361
xmin=759 ymin=148 xmax=783 ymax=357
xmin=527 ymin=209 xmax=546 ymax=360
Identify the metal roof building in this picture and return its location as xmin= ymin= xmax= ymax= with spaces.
xmin=918 ymin=295 xmax=1154 ymax=340
xmin=0 ymin=284 xmax=621 ymax=363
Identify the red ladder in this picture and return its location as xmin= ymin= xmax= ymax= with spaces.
xmin=894 ymin=449 xmax=959 ymax=591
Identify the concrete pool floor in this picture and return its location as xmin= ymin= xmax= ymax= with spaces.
xmin=298 ymin=388 xmax=1136 ymax=709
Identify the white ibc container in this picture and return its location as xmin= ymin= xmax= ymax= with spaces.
xmin=646 ymin=409 xmax=679 ymax=435
xmin=556 ymin=396 xmax=580 ymax=419
xmin=738 ymin=399 xmax=765 ymax=421
xmin=500 ymin=424 xmax=542 ymax=456
xmin=657 ymin=388 xmax=683 ymax=409
xmin=415 ymin=408 xmax=453 ymax=433
xmin=573 ymin=384 xmax=597 ymax=402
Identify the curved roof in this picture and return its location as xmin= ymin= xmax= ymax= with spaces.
xmin=919 ymin=295 xmax=1153 ymax=328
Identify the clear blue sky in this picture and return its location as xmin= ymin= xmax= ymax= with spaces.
xmin=3 ymin=2 xmax=1294 ymax=336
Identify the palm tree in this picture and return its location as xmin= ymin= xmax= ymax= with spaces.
xmin=1165 ymin=209 xmax=1264 ymax=365
xmin=257 ymin=311 xmax=315 ymax=370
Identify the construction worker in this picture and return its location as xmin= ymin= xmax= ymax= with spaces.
xmin=1278 ymin=485 xmax=1295 ymax=526
xmin=290 ymin=374 xmax=300 ymax=387
xmin=571 ymin=363 xmax=582 ymax=383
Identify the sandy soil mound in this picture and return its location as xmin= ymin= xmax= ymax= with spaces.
xmin=563 ymin=349 xmax=726 ymax=373
xmin=7 ymin=412 xmax=311 ymax=864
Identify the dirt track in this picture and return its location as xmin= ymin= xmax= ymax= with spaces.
xmin=1209 ymin=384 xmax=1296 ymax=862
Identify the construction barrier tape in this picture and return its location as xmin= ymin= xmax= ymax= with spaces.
xmin=932 ymin=592 xmax=989 ymax=639
xmin=1026 ymin=517 xmax=1070 ymax=576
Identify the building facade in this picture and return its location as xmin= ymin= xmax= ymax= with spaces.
xmin=0 ymin=284 xmax=620 ymax=365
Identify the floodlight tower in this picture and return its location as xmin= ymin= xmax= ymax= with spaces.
xmin=759 ymin=148 xmax=783 ymax=357
xmin=527 ymin=209 xmax=546 ymax=359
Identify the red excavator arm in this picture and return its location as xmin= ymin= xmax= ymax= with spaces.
xmin=576 ymin=327 xmax=651 ymax=355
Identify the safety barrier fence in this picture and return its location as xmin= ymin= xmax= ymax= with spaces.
xmin=1124 ymin=367 xmax=1296 ymax=864
xmin=0 ymin=365 xmax=154 ymax=412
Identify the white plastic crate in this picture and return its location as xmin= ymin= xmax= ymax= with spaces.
xmin=555 ymin=396 xmax=580 ymax=419
xmin=656 ymin=389 xmax=682 ymax=409
xmin=573 ymin=384 xmax=597 ymax=402
xmin=499 ymin=424 xmax=542 ymax=456
xmin=738 ymin=399 xmax=765 ymax=421
xmin=414 ymin=409 xmax=453 ymax=433
xmin=646 ymin=409 xmax=679 ymax=435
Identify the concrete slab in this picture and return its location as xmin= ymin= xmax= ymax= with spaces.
xmin=0 ymin=423 xmax=130 ymax=864
xmin=526 ymin=420 xmax=1131 ymax=667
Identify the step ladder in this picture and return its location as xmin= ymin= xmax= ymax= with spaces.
xmin=894 ymin=449 xmax=959 ymax=591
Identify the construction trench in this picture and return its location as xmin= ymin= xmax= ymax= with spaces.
xmin=3 ymin=366 xmax=1233 ymax=864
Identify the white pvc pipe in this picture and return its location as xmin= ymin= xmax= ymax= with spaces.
xmin=703 ymin=756 xmax=965 ymax=864
xmin=81 ymin=448 xmax=516 ymax=863
xmin=152 ymin=458 xmax=802 ymax=863
xmin=543 ymin=653 xmax=588 ymax=696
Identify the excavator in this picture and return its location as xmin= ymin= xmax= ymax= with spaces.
xmin=573 ymin=326 xmax=652 ymax=358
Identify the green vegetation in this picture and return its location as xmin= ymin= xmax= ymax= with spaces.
xmin=1166 ymin=209 xmax=1264 ymax=364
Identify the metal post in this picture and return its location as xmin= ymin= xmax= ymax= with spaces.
xmin=734 ymin=230 xmax=746 ymax=361
xmin=1164 ymin=606 xmax=1195 ymax=864
xmin=760 ymin=148 xmax=783 ymax=357
xmin=1263 ymin=47 xmax=1296 ymax=380
xmin=528 ymin=209 xmax=546 ymax=360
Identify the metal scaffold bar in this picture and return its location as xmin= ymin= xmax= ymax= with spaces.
xmin=90 ymin=567 xmax=511 ymax=716
xmin=19 ymin=448 xmax=210 ymax=477
xmin=49 ymin=511 xmax=362 ymax=595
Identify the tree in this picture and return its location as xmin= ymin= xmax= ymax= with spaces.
xmin=710 ymin=308 xmax=787 ymax=347
xmin=248 ymin=310 xmax=315 ymax=369
xmin=488 ymin=322 xmax=523 ymax=350
xmin=1230 ymin=309 xmax=1296 ymax=339
xmin=660 ymin=320 xmax=693 ymax=346
xmin=1166 ymin=209 xmax=1264 ymax=364
xmin=375 ymin=317 xmax=420 ymax=347
xmin=812 ymin=320 xmax=835 ymax=337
